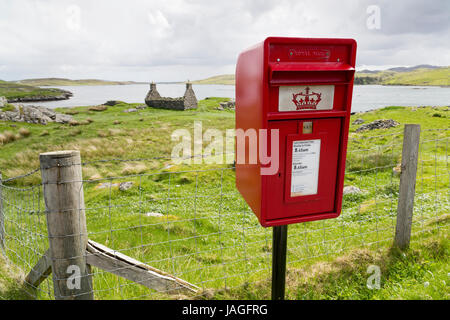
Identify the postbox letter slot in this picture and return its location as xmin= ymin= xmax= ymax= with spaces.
xmin=269 ymin=63 xmax=355 ymax=85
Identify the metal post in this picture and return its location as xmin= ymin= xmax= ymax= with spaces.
xmin=271 ymin=225 xmax=288 ymax=300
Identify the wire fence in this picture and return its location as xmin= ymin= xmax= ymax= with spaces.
xmin=0 ymin=127 xmax=448 ymax=300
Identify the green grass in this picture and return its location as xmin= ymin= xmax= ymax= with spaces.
xmin=209 ymin=230 xmax=449 ymax=300
xmin=0 ymin=80 xmax=69 ymax=101
xmin=0 ymin=100 xmax=448 ymax=300
xmin=2 ymin=220 xmax=447 ymax=300
xmin=1 ymin=103 xmax=15 ymax=112
xmin=0 ymin=255 xmax=35 ymax=300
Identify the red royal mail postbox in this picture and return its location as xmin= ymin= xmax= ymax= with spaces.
xmin=235 ymin=37 xmax=357 ymax=227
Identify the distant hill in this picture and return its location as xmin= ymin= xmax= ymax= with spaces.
xmin=193 ymin=65 xmax=449 ymax=86
xmin=14 ymin=78 xmax=146 ymax=86
xmin=355 ymin=66 xmax=449 ymax=86
xmin=386 ymin=64 xmax=441 ymax=73
xmin=358 ymin=69 xmax=379 ymax=74
xmin=192 ymin=74 xmax=235 ymax=85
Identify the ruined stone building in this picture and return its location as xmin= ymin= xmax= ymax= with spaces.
xmin=144 ymin=82 xmax=198 ymax=110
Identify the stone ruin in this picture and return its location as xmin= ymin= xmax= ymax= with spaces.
xmin=144 ymin=82 xmax=198 ymax=110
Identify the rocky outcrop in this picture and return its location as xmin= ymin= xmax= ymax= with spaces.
xmin=104 ymin=100 xmax=124 ymax=106
xmin=145 ymin=82 xmax=197 ymax=110
xmin=0 ymin=104 xmax=73 ymax=125
xmin=145 ymin=212 xmax=163 ymax=217
xmin=123 ymin=108 xmax=138 ymax=113
xmin=343 ymin=186 xmax=363 ymax=195
xmin=119 ymin=181 xmax=133 ymax=191
xmin=88 ymin=105 xmax=108 ymax=111
xmin=356 ymin=119 xmax=400 ymax=132
xmin=218 ymin=99 xmax=235 ymax=110
xmin=352 ymin=118 xmax=365 ymax=125
xmin=123 ymin=105 xmax=146 ymax=113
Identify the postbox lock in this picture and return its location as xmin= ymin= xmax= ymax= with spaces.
xmin=302 ymin=121 xmax=313 ymax=134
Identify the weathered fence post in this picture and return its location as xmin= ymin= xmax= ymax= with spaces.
xmin=0 ymin=173 xmax=5 ymax=252
xmin=39 ymin=150 xmax=93 ymax=300
xmin=394 ymin=124 xmax=421 ymax=249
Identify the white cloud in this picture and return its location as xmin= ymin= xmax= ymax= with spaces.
xmin=0 ymin=0 xmax=448 ymax=81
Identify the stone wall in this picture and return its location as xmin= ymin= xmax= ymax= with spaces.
xmin=182 ymin=83 xmax=198 ymax=110
xmin=144 ymin=82 xmax=161 ymax=103
xmin=144 ymin=82 xmax=197 ymax=110
xmin=146 ymin=97 xmax=186 ymax=110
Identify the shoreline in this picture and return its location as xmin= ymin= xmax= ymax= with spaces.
xmin=7 ymin=90 xmax=73 ymax=103
xmin=190 ymin=83 xmax=450 ymax=87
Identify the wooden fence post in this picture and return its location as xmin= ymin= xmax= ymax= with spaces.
xmin=39 ymin=150 xmax=93 ymax=300
xmin=0 ymin=173 xmax=4 ymax=252
xmin=394 ymin=124 xmax=421 ymax=249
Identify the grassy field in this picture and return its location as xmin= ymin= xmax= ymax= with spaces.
xmin=0 ymin=80 xmax=70 ymax=101
xmin=0 ymin=99 xmax=448 ymax=300
xmin=0 ymin=254 xmax=35 ymax=300
xmin=211 ymin=231 xmax=449 ymax=300
xmin=0 ymin=97 xmax=235 ymax=180
xmin=0 ymin=100 xmax=448 ymax=183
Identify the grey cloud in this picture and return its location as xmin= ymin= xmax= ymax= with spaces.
xmin=0 ymin=0 xmax=448 ymax=81
xmin=377 ymin=0 xmax=450 ymax=35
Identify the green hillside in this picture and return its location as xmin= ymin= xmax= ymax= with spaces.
xmin=192 ymin=74 xmax=235 ymax=85
xmin=15 ymin=78 xmax=144 ymax=86
xmin=0 ymin=80 xmax=71 ymax=102
xmin=382 ymin=67 xmax=450 ymax=86
xmin=193 ymin=66 xmax=450 ymax=86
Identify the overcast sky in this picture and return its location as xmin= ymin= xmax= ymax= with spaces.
xmin=0 ymin=0 xmax=449 ymax=82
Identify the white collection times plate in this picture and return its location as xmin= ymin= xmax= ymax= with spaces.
xmin=291 ymin=139 xmax=321 ymax=197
